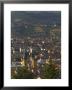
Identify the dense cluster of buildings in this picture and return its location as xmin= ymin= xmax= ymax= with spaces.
xmin=11 ymin=24 xmax=61 ymax=78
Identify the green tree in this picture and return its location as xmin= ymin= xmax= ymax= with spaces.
xmin=41 ymin=63 xmax=61 ymax=79
xmin=12 ymin=66 xmax=36 ymax=79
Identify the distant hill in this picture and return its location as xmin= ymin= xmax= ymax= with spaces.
xmin=11 ymin=11 xmax=61 ymax=37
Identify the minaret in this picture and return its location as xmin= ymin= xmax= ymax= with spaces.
xmin=19 ymin=47 xmax=22 ymax=53
xmin=29 ymin=47 xmax=35 ymax=69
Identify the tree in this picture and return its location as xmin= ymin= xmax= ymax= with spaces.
xmin=12 ymin=66 xmax=36 ymax=79
xmin=41 ymin=63 xmax=61 ymax=79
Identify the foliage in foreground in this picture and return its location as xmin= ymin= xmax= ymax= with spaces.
xmin=12 ymin=67 xmax=36 ymax=79
xmin=12 ymin=61 xmax=61 ymax=79
xmin=41 ymin=63 xmax=61 ymax=79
